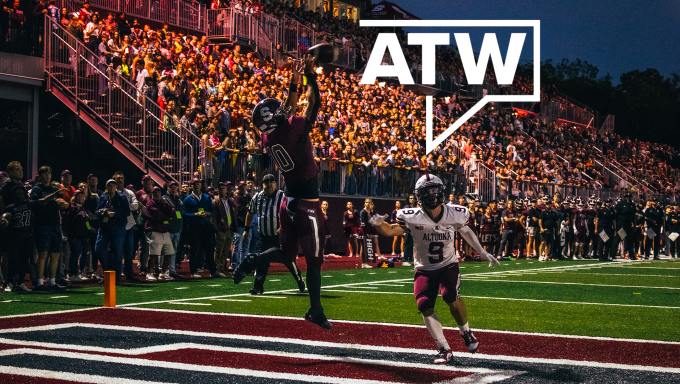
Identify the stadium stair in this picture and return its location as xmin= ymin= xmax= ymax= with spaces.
xmin=43 ymin=18 xmax=198 ymax=186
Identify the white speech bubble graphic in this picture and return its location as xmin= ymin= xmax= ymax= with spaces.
xmin=359 ymin=20 xmax=540 ymax=154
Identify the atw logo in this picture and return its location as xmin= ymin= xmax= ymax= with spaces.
xmin=360 ymin=20 xmax=540 ymax=153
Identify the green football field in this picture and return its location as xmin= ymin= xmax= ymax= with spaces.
xmin=2 ymin=258 xmax=680 ymax=342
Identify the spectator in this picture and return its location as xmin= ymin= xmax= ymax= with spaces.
xmin=144 ymin=186 xmax=176 ymax=280
xmin=183 ymin=178 xmax=217 ymax=277
xmin=212 ymin=181 xmax=236 ymax=276
xmin=94 ymin=178 xmax=130 ymax=285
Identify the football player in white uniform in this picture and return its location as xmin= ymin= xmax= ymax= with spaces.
xmin=371 ymin=174 xmax=499 ymax=364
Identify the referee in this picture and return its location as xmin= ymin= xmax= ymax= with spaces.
xmin=241 ymin=174 xmax=305 ymax=295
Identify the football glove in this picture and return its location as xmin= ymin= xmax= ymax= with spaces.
xmin=482 ymin=251 xmax=500 ymax=269
xmin=368 ymin=214 xmax=389 ymax=227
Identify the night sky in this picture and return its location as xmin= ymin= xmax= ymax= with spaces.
xmin=384 ymin=0 xmax=680 ymax=82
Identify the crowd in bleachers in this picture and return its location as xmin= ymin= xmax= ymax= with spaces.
xmin=9 ymin=0 xmax=678 ymax=202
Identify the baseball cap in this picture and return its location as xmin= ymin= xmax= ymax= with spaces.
xmin=142 ymin=175 xmax=152 ymax=181
xmin=217 ymin=181 xmax=232 ymax=187
xmin=237 ymin=181 xmax=246 ymax=187
xmin=151 ymin=186 xmax=161 ymax=192
xmin=168 ymin=180 xmax=179 ymax=186
xmin=0 ymin=171 xmax=8 ymax=178
xmin=87 ymin=173 xmax=97 ymax=180
xmin=61 ymin=170 xmax=71 ymax=176
xmin=190 ymin=178 xmax=202 ymax=185
xmin=106 ymin=179 xmax=117 ymax=186
xmin=263 ymin=174 xmax=275 ymax=182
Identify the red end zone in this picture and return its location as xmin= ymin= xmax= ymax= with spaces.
xmin=0 ymin=308 xmax=679 ymax=383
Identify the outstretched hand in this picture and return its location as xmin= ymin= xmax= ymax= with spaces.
xmin=303 ymin=54 xmax=315 ymax=74
xmin=368 ymin=214 xmax=389 ymax=227
xmin=483 ymin=251 xmax=500 ymax=269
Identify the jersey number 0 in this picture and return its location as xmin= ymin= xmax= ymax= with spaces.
xmin=271 ymin=144 xmax=295 ymax=172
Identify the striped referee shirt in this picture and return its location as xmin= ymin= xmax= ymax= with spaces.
xmin=248 ymin=189 xmax=285 ymax=237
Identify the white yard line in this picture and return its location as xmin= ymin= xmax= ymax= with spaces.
xmin=210 ymin=299 xmax=252 ymax=302
xmin=8 ymin=316 xmax=680 ymax=346
xmin=320 ymin=290 xmax=680 ymax=310
xmin=0 ymin=365 xmax=175 ymax=384
xmin=0 ymin=349 xmax=403 ymax=384
xmin=1 ymin=326 xmax=678 ymax=374
xmin=556 ymin=272 xmax=679 ymax=278
xmin=250 ymin=296 xmax=287 ymax=299
xmin=464 ymin=279 xmax=680 ymax=290
xmin=117 ymin=278 xmax=414 ymax=307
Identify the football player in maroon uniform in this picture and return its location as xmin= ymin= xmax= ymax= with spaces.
xmin=235 ymin=55 xmax=331 ymax=329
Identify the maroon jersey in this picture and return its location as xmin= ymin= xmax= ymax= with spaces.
xmin=481 ymin=215 xmax=495 ymax=232
xmin=263 ymin=116 xmax=319 ymax=198
xmin=343 ymin=209 xmax=359 ymax=228
xmin=501 ymin=208 xmax=518 ymax=231
xmin=490 ymin=209 xmax=502 ymax=231
xmin=466 ymin=209 xmax=478 ymax=231
xmin=585 ymin=208 xmax=597 ymax=230
xmin=518 ymin=209 xmax=528 ymax=232
xmin=573 ymin=208 xmax=587 ymax=230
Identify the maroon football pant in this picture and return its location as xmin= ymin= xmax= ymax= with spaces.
xmin=279 ymin=198 xmax=326 ymax=267
xmin=413 ymin=263 xmax=461 ymax=313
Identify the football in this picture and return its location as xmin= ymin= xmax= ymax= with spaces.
xmin=308 ymin=43 xmax=338 ymax=64
xmin=0 ymin=212 xmax=11 ymax=229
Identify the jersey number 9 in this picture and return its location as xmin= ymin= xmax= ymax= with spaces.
xmin=428 ymin=241 xmax=444 ymax=264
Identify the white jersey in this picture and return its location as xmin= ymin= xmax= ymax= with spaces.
xmin=396 ymin=204 xmax=469 ymax=271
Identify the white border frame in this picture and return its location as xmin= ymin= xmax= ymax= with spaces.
xmin=359 ymin=20 xmax=541 ymax=153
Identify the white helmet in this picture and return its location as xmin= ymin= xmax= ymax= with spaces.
xmin=415 ymin=174 xmax=445 ymax=210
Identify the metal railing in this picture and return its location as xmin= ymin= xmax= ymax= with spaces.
xmin=58 ymin=0 xmax=206 ymax=34
xmin=208 ymin=151 xmax=465 ymax=199
xmin=496 ymin=180 xmax=672 ymax=204
xmin=592 ymin=146 xmax=657 ymax=192
xmin=45 ymin=16 xmax=199 ymax=185
xmin=599 ymin=114 xmax=615 ymax=134
xmin=541 ymin=98 xmax=595 ymax=127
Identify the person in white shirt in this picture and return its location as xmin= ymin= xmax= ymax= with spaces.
xmin=371 ymin=174 xmax=499 ymax=364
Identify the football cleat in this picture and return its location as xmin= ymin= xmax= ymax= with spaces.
xmin=233 ymin=255 xmax=256 ymax=284
xmin=49 ymin=284 xmax=66 ymax=291
xmin=297 ymin=278 xmax=306 ymax=293
xmin=12 ymin=283 xmax=32 ymax=292
xmin=249 ymin=288 xmax=264 ymax=295
xmin=461 ymin=330 xmax=479 ymax=353
xmin=304 ymin=311 xmax=333 ymax=330
xmin=433 ymin=348 xmax=453 ymax=364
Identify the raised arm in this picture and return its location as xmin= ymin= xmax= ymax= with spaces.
xmin=302 ymin=55 xmax=320 ymax=122
xmin=458 ymin=225 xmax=500 ymax=268
xmin=370 ymin=213 xmax=404 ymax=237
xmin=282 ymin=60 xmax=304 ymax=116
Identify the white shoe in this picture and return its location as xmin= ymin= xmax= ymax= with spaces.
xmin=361 ymin=263 xmax=373 ymax=269
xmin=71 ymin=275 xmax=83 ymax=282
xmin=572 ymin=256 xmax=578 ymax=260
xmin=191 ymin=273 xmax=201 ymax=278
xmin=146 ymin=273 xmax=157 ymax=281
xmin=162 ymin=273 xmax=173 ymax=281
xmin=80 ymin=273 xmax=90 ymax=280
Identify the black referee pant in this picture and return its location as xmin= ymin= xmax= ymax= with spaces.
xmin=611 ymin=224 xmax=634 ymax=259
xmin=253 ymin=234 xmax=302 ymax=292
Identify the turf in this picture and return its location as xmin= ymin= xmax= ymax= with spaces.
xmin=3 ymin=259 xmax=680 ymax=342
